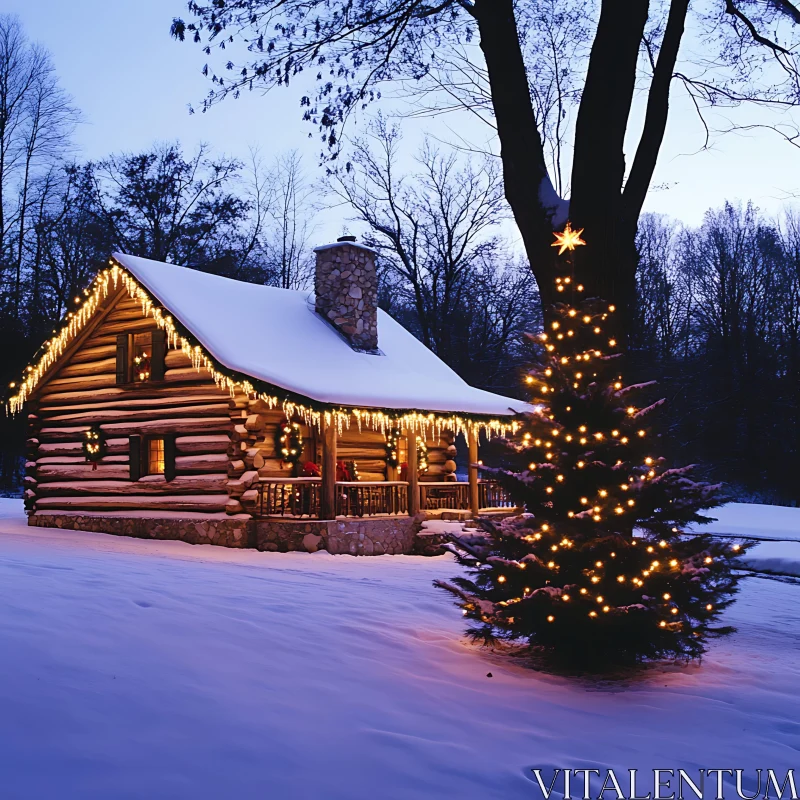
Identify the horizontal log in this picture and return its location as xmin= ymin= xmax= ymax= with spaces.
xmin=36 ymin=455 xmax=128 ymax=465
xmin=165 ymin=350 xmax=193 ymax=369
xmin=38 ymin=384 xmax=227 ymax=407
xmin=71 ymin=344 xmax=116 ymax=365
xmin=175 ymin=454 xmax=229 ymax=473
xmin=104 ymin=306 xmax=147 ymax=323
xmin=44 ymin=403 xmax=230 ymax=425
xmin=39 ymin=426 xmax=91 ymax=441
xmin=93 ymin=418 xmax=230 ymax=438
xmin=37 ymin=463 xmax=132 ymax=482
xmin=56 ymin=357 xmax=116 ymax=380
xmin=357 ymin=472 xmax=385 ymax=482
xmin=37 ymin=439 xmax=128 ymax=456
xmin=336 ymin=446 xmax=387 ymax=460
xmin=58 ymin=356 xmax=117 ymax=378
xmin=83 ymin=332 xmax=118 ymax=346
xmin=175 ymin=435 xmax=231 ymax=454
xmin=338 ymin=430 xmax=388 ymax=445
xmin=163 ymin=367 xmax=216 ymax=384
xmin=96 ymin=318 xmax=158 ymax=336
xmin=248 ymin=400 xmax=284 ymax=418
xmin=42 ymin=373 xmax=117 ymax=394
xmin=36 ymin=475 xmax=227 ymax=496
xmin=35 ymin=495 xmax=230 ymax=512
xmin=40 ymin=393 xmax=227 ymax=416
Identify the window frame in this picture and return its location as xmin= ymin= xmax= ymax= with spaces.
xmin=116 ymin=329 xmax=166 ymax=386
xmin=143 ymin=436 xmax=166 ymax=477
xmin=129 ymin=434 xmax=176 ymax=482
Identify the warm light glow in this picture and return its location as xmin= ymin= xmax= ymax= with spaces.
xmin=551 ymin=222 xmax=587 ymax=254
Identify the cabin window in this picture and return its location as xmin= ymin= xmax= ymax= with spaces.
xmin=146 ymin=437 xmax=165 ymax=476
xmin=132 ymin=332 xmax=152 ymax=382
xmin=129 ymin=434 xmax=176 ymax=481
xmin=116 ymin=330 xmax=166 ymax=385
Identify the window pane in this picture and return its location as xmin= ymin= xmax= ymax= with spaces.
xmin=148 ymin=438 xmax=165 ymax=475
xmin=132 ymin=332 xmax=152 ymax=382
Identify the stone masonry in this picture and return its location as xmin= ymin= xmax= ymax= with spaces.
xmin=255 ymin=517 xmax=420 ymax=555
xmin=28 ymin=511 xmax=425 ymax=556
xmin=314 ymin=237 xmax=379 ymax=352
xmin=29 ymin=512 xmax=252 ymax=547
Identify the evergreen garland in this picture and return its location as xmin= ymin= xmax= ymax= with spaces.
xmin=416 ymin=436 xmax=428 ymax=473
xmin=277 ymin=418 xmax=303 ymax=466
xmin=385 ymin=427 xmax=401 ymax=468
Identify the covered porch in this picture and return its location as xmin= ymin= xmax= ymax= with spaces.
xmin=254 ymin=424 xmax=516 ymax=520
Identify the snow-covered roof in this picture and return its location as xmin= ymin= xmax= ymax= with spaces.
xmin=113 ymin=253 xmax=525 ymax=418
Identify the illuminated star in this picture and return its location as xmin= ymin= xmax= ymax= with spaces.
xmin=551 ymin=223 xmax=586 ymax=255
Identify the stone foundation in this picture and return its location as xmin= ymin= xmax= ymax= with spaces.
xmin=255 ymin=517 xmax=420 ymax=555
xmin=29 ymin=512 xmax=423 ymax=555
xmin=29 ymin=512 xmax=252 ymax=548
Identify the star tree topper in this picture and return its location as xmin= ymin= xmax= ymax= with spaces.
xmin=551 ymin=222 xmax=586 ymax=255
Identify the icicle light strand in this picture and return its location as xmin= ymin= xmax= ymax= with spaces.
xmin=7 ymin=260 xmax=519 ymax=440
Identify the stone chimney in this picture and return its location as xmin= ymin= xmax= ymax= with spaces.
xmin=314 ymin=236 xmax=379 ymax=352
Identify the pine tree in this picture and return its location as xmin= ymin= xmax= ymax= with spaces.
xmin=437 ymin=225 xmax=750 ymax=670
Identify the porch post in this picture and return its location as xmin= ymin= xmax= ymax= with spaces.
xmin=321 ymin=417 xmax=337 ymax=519
xmin=467 ymin=428 xmax=480 ymax=518
xmin=405 ymin=430 xmax=420 ymax=517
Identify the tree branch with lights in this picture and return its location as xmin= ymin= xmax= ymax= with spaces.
xmin=437 ymin=226 xmax=751 ymax=671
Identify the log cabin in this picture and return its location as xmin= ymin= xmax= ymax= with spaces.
xmin=8 ymin=237 xmax=524 ymax=555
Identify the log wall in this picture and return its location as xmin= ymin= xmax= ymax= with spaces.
xmin=27 ymin=293 xmax=242 ymax=518
xmin=26 ymin=291 xmax=461 ymax=525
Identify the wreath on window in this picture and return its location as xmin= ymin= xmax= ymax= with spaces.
xmin=385 ymin=427 xmax=401 ymax=468
xmin=82 ymin=425 xmax=105 ymax=469
xmin=277 ymin=418 xmax=303 ymax=466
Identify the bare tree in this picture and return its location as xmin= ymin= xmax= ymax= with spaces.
xmin=90 ymin=142 xmax=250 ymax=270
xmin=263 ymin=150 xmax=315 ymax=290
xmin=330 ymin=120 xmax=535 ymax=391
xmin=0 ymin=14 xmax=77 ymax=312
xmin=172 ymin=0 xmax=800 ymax=338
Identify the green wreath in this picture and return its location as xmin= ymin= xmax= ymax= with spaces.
xmin=83 ymin=425 xmax=105 ymax=463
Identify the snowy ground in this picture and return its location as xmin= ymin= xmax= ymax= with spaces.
xmin=691 ymin=502 xmax=800 ymax=578
xmin=0 ymin=500 xmax=799 ymax=799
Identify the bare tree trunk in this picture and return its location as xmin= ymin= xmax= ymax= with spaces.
xmin=473 ymin=0 xmax=558 ymax=307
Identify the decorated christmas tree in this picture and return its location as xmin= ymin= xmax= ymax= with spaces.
xmin=437 ymin=225 xmax=750 ymax=670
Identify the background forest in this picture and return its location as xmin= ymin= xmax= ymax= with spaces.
xmin=0 ymin=12 xmax=798 ymax=505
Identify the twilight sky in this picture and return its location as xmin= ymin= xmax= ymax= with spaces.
xmin=7 ymin=0 xmax=800 ymax=244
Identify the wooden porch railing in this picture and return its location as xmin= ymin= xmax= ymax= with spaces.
xmin=478 ymin=480 xmax=516 ymax=509
xmin=420 ymin=480 xmax=515 ymax=511
xmin=336 ymin=481 xmax=409 ymax=517
xmin=419 ymin=481 xmax=470 ymax=511
xmin=256 ymin=478 xmax=514 ymax=518
xmin=258 ymin=477 xmax=321 ymax=518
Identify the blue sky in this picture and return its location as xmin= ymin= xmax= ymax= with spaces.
xmin=7 ymin=0 xmax=800 ymax=244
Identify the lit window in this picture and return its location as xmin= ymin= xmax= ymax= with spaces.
xmin=147 ymin=438 xmax=165 ymax=475
xmin=132 ymin=332 xmax=152 ymax=382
